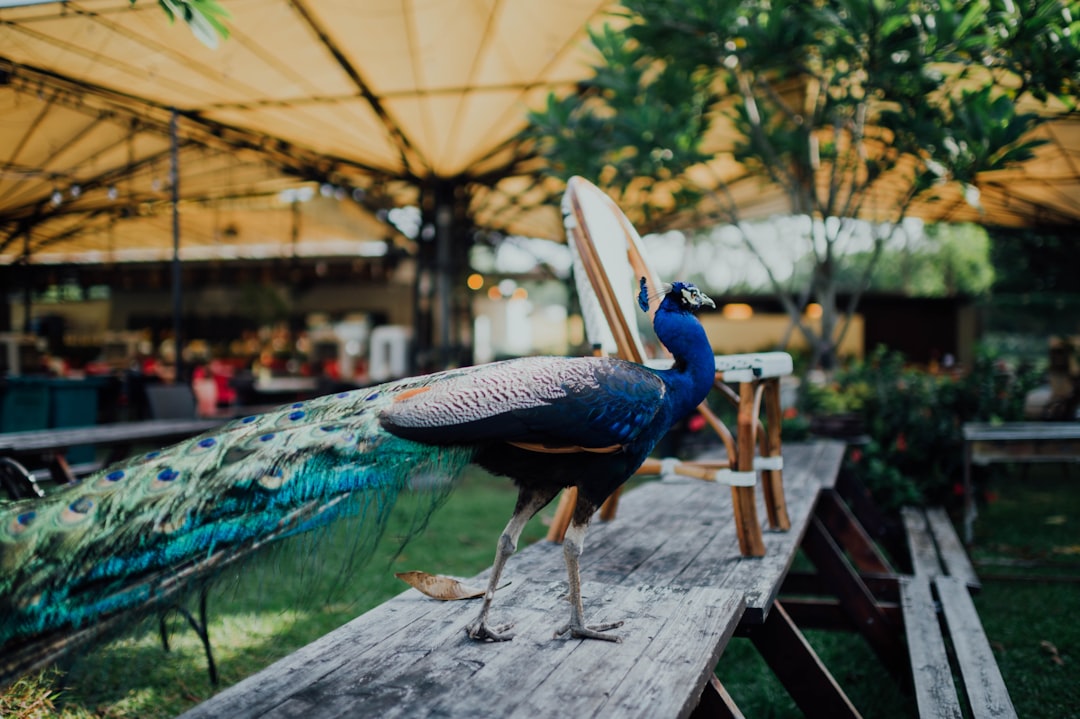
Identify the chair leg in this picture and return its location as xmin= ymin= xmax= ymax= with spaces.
xmin=734 ymin=382 xmax=766 ymax=557
xmin=598 ymin=486 xmax=621 ymax=522
xmin=761 ymin=377 xmax=790 ymax=531
xmin=546 ymin=487 xmax=578 ymax=543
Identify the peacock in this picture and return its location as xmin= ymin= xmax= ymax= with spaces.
xmin=0 ymin=277 xmax=715 ymax=655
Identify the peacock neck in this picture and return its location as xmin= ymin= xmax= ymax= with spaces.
xmin=652 ymin=303 xmax=715 ymax=421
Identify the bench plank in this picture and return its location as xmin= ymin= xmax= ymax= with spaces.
xmin=184 ymin=583 xmax=744 ymax=719
xmin=901 ymin=508 xmax=943 ymax=578
xmin=935 ymin=577 xmax=1016 ymax=719
xmin=900 ymin=576 xmax=963 ymax=719
xmin=924 ymin=509 xmax=979 ymax=590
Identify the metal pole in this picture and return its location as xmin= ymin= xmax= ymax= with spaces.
xmin=435 ymin=181 xmax=453 ymax=368
xmin=170 ymin=108 xmax=184 ymax=382
xmin=21 ymin=232 xmax=32 ymax=334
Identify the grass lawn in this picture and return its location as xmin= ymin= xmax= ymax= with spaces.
xmin=5 ymin=463 xmax=1079 ymax=718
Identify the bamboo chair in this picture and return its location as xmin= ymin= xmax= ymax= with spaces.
xmin=546 ymin=176 xmax=791 ymax=557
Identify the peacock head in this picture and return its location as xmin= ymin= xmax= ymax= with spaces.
xmin=638 ymin=277 xmax=716 ymax=314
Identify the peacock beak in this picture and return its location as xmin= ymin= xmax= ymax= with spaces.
xmin=699 ymin=293 xmax=716 ymax=310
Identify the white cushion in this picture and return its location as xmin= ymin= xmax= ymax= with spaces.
xmin=645 ymin=352 xmax=793 ymax=380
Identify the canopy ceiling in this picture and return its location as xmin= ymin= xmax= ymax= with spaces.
xmin=0 ymin=0 xmax=1077 ymax=267
xmin=658 ymin=93 xmax=1080 ymax=235
xmin=0 ymin=0 xmax=617 ymax=261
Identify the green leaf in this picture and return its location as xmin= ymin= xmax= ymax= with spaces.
xmin=144 ymin=0 xmax=230 ymax=46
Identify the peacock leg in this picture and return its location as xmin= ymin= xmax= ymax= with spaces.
xmin=554 ymin=513 xmax=624 ymax=642
xmin=465 ymin=486 xmax=558 ymax=642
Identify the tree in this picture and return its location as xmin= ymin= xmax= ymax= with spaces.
xmin=526 ymin=0 xmax=1079 ymax=369
xmin=141 ymin=0 xmax=230 ymax=48
xmin=827 ymin=222 xmax=995 ymax=296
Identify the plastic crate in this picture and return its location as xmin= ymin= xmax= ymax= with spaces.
xmin=0 ymin=378 xmax=51 ymax=433
xmin=49 ymin=378 xmax=104 ymax=464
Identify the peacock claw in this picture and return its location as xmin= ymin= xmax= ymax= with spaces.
xmin=466 ymin=620 xmax=515 ymax=642
xmin=554 ymin=620 xmax=624 ymax=642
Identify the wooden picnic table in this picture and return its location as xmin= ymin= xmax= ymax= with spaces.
xmin=179 ymin=441 xmax=851 ymax=719
xmin=962 ymin=421 xmax=1080 ymax=542
xmin=0 ymin=418 xmax=224 ymax=484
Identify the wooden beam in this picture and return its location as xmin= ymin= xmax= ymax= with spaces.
xmin=801 ymin=517 xmax=905 ymax=677
xmin=746 ymin=602 xmax=862 ymax=719
xmin=690 ymin=677 xmax=746 ymax=719
xmin=816 ymin=489 xmax=895 ymax=574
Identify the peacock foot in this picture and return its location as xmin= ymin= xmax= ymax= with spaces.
xmin=465 ymin=619 xmax=515 ymax=642
xmin=554 ymin=619 xmax=624 ymax=642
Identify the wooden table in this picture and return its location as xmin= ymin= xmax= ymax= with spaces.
xmin=962 ymin=421 xmax=1080 ymax=542
xmin=0 ymin=418 xmax=224 ymax=483
xmin=179 ymin=441 xmax=851 ymax=719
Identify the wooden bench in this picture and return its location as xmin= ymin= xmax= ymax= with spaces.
xmin=179 ymin=441 xmax=852 ymax=719
xmin=898 ymin=506 xmax=1015 ymax=718
xmin=901 ymin=506 xmax=980 ymax=590
xmin=0 ymin=418 xmax=223 ymax=484
xmin=962 ymin=421 xmax=1080 ymax=542
xmin=780 ymin=475 xmax=1016 ymax=719
xmin=901 ymin=575 xmax=1016 ymax=719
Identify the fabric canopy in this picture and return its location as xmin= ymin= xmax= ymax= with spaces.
xmin=0 ymin=0 xmax=615 ymax=260
xmin=1 ymin=0 xmax=1077 ymax=267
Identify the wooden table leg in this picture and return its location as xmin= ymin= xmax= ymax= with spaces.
xmin=800 ymin=516 xmax=904 ymax=678
xmin=745 ymin=602 xmax=862 ymax=719
xmin=814 ymin=489 xmax=895 ymax=574
xmin=47 ymin=452 xmax=76 ymax=484
xmin=963 ymin=441 xmax=976 ymax=544
xmin=690 ymin=676 xmax=745 ymax=719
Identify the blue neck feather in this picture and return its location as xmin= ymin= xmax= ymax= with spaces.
xmin=652 ymin=294 xmax=715 ymax=421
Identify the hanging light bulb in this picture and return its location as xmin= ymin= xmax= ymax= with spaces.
xmin=107 ymin=185 xmax=118 ymax=200
xmin=70 ymin=185 xmax=81 ymax=199
xmin=50 ymin=189 xmax=63 ymax=206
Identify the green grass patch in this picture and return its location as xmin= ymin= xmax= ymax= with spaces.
xmin=967 ymin=464 xmax=1080 ymax=718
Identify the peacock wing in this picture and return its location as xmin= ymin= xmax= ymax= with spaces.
xmin=0 ymin=386 xmax=475 ymax=646
xmin=379 ymin=355 xmax=665 ymax=449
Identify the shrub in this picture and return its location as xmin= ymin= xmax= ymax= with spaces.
xmin=808 ymin=346 xmax=1042 ymax=510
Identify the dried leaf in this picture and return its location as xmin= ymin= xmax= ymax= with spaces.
xmin=1040 ymin=640 xmax=1066 ymax=666
xmin=395 ymin=570 xmax=494 ymax=601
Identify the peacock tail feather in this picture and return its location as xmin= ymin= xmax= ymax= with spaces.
xmin=0 ymin=377 xmax=479 ymax=646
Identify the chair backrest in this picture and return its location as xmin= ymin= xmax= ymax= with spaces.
xmin=561 ymin=176 xmax=664 ymax=363
xmin=562 ymin=177 xmax=794 ymax=381
xmin=145 ymin=383 xmax=197 ymax=419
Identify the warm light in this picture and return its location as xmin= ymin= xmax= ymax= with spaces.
xmin=511 ymin=287 xmax=528 ymax=301
xmin=466 ymin=273 xmax=484 ymax=290
xmin=804 ymin=303 xmax=823 ymax=319
xmin=486 ymin=286 xmax=501 ymax=301
xmin=722 ymin=303 xmax=754 ymax=320
xmin=567 ymin=315 xmax=585 ymax=346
